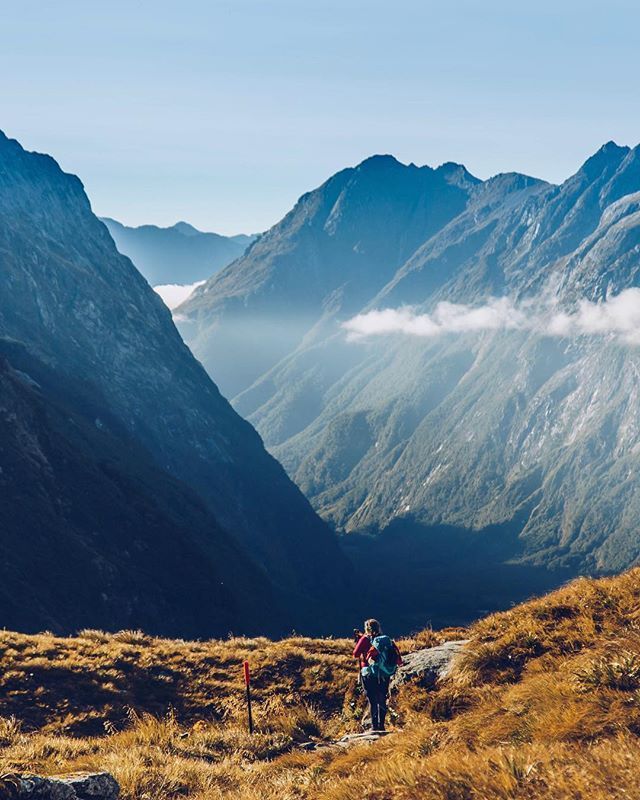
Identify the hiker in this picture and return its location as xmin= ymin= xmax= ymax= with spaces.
xmin=352 ymin=618 xmax=402 ymax=732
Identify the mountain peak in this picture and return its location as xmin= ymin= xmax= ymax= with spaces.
xmin=356 ymin=154 xmax=405 ymax=171
xmin=101 ymin=217 xmax=252 ymax=285
xmin=577 ymin=140 xmax=631 ymax=180
xmin=598 ymin=140 xmax=628 ymax=155
xmin=172 ymin=221 xmax=201 ymax=237
xmin=436 ymin=161 xmax=481 ymax=185
xmin=0 ymin=129 xmax=20 ymax=152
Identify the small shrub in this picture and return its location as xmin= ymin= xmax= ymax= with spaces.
xmin=459 ymin=631 xmax=546 ymax=685
xmin=429 ymin=688 xmax=476 ymax=722
xmin=490 ymin=750 xmax=539 ymax=784
xmin=77 ymin=629 xmax=110 ymax=643
xmin=111 ymin=630 xmax=153 ymax=646
xmin=574 ymin=652 xmax=640 ymax=692
xmin=0 ymin=717 xmax=21 ymax=746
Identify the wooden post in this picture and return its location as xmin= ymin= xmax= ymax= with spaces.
xmin=243 ymin=660 xmax=254 ymax=734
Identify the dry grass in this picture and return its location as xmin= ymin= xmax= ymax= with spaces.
xmin=2 ymin=571 xmax=640 ymax=798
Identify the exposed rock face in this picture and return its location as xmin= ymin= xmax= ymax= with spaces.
xmin=0 ymin=772 xmax=118 ymax=800
xmin=102 ymin=217 xmax=254 ymax=285
xmin=391 ymin=641 xmax=469 ymax=689
xmin=0 ymin=130 xmax=348 ymax=636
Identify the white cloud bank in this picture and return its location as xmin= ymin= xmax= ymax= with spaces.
xmin=343 ymin=289 xmax=640 ymax=345
xmin=154 ymin=281 xmax=205 ymax=310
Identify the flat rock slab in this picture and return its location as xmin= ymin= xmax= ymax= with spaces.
xmin=391 ymin=640 xmax=469 ymax=690
xmin=300 ymin=730 xmax=393 ymax=752
xmin=334 ymin=731 xmax=392 ymax=747
xmin=0 ymin=772 xmax=119 ymax=800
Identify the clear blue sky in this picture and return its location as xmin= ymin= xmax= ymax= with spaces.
xmin=1 ymin=0 xmax=638 ymax=234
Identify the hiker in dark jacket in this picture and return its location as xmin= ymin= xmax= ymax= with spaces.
xmin=352 ymin=618 xmax=401 ymax=732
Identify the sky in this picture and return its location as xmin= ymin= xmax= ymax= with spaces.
xmin=1 ymin=0 xmax=639 ymax=234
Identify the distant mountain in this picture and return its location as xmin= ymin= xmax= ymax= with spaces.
xmin=177 ymin=144 xmax=640 ymax=618
xmin=101 ymin=217 xmax=255 ymax=286
xmin=0 ymin=131 xmax=348 ymax=636
xmin=180 ymin=155 xmax=481 ymax=397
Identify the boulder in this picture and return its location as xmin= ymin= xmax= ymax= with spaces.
xmin=391 ymin=640 xmax=469 ymax=689
xmin=0 ymin=773 xmax=119 ymax=800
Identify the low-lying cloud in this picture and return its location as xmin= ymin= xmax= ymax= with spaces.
xmin=154 ymin=281 xmax=205 ymax=311
xmin=343 ymin=289 xmax=640 ymax=344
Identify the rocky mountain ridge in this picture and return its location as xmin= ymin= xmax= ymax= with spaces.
xmin=177 ymin=142 xmax=640 ymax=606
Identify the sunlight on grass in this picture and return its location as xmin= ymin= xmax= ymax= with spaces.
xmin=2 ymin=570 xmax=640 ymax=797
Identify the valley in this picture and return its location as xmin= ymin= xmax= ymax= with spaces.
xmin=4 ymin=130 xmax=640 ymax=635
xmin=3 ymin=3 xmax=638 ymax=797
xmin=175 ymin=144 xmax=640 ymax=620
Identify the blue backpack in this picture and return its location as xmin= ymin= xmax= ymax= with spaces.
xmin=364 ymin=635 xmax=399 ymax=679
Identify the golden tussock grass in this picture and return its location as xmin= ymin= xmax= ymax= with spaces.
xmin=2 ymin=571 xmax=640 ymax=798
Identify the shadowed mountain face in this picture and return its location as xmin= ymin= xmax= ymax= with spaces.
xmin=101 ymin=217 xmax=254 ymax=286
xmin=0 ymin=131 xmax=348 ymax=636
xmin=178 ymin=143 xmax=640 ymax=586
xmin=0 ymin=343 xmax=278 ymax=637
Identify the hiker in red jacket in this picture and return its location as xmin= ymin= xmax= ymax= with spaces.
xmin=352 ymin=618 xmax=402 ymax=732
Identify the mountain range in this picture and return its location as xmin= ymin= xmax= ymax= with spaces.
xmin=101 ymin=217 xmax=255 ymax=286
xmin=177 ymin=142 xmax=640 ymax=622
xmin=0 ymin=131 xmax=348 ymax=637
xmin=5 ymin=128 xmax=640 ymax=636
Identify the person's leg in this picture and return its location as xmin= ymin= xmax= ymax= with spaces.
xmin=377 ymin=677 xmax=390 ymax=731
xmin=363 ymin=674 xmax=379 ymax=730
xmin=369 ymin=678 xmax=382 ymax=731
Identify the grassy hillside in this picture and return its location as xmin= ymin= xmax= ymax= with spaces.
xmin=2 ymin=570 xmax=640 ymax=798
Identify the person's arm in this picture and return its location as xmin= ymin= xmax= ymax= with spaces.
xmin=366 ymin=645 xmax=380 ymax=664
xmin=353 ymin=635 xmax=371 ymax=659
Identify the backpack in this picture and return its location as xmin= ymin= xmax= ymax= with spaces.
xmin=367 ymin=635 xmax=401 ymax=678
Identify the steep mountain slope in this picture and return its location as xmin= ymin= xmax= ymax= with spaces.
xmin=177 ymin=143 xmax=640 ymax=591
xmin=179 ymin=155 xmax=481 ymax=398
xmin=102 ymin=217 xmax=254 ymax=285
xmin=0 ymin=341 xmax=276 ymax=637
xmin=374 ymin=141 xmax=639 ymax=307
xmin=0 ymin=130 xmax=348 ymax=634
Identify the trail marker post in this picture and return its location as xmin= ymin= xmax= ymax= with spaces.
xmin=243 ymin=660 xmax=254 ymax=734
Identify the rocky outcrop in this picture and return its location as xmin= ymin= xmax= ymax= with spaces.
xmin=0 ymin=772 xmax=118 ymax=800
xmin=391 ymin=640 xmax=469 ymax=689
